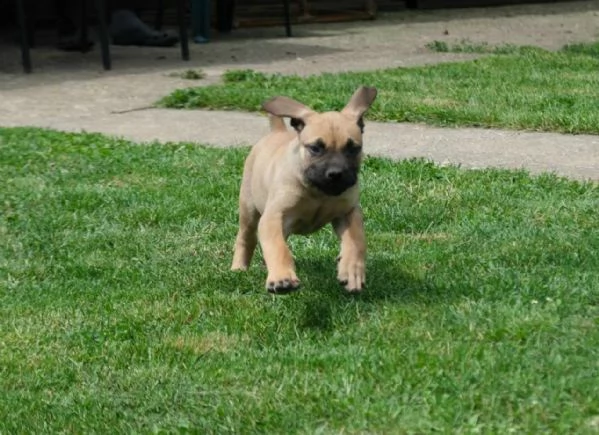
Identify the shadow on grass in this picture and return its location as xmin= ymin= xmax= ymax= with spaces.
xmin=290 ymin=255 xmax=462 ymax=335
xmin=299 ymin=256 xmax=453 ymax=302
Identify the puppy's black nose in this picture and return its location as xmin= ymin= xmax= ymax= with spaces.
xmin=326 ymin=169 xmax=343 ymax=180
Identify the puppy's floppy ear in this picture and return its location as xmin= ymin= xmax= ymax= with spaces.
xmin=341 ymin=86 xmax=377 ymax=132
xmin=262 ymin=96 xmax=314 ymax=133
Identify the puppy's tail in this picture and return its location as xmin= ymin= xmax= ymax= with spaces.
xmin=268 ymin=115 xmax=288 ymax=133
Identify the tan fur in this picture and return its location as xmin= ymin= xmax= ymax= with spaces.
xmin=268 ymin=115 xmax=287 ymax=133
xmin=231 ymin=87 xmax=377 ymax=293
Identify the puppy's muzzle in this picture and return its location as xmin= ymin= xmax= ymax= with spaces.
xmin=307 ymin=164 xmax=357 ymax=196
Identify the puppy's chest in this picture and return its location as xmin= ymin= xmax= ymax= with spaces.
xmin=284 ymin=201 xmax=352 ymax=235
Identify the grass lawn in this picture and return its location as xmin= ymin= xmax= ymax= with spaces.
xmin=159 ymin=42 xmax=599 ymax=134
xmin=1 ymin=127 xmax=598 ymax=433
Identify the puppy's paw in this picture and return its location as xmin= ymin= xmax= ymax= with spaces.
xmin=230 ymin=262 xmax=248 ymax=272
xmin=266 ymin=270 xmax=300 ymax=294
xmin=337 ymin=255 xmax=365 ymax=293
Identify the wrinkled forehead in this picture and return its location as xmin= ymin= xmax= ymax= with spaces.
xmin=299 ymin=112 xmax=363 ymax=148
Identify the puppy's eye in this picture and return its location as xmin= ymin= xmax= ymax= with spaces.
xmin=306 ymin=143 xmax=325 ymax=156
xmin=344 ymin=146 xmax=362 ymax=157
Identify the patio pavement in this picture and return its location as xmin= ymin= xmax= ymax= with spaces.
xmin=1 ymin=0 xmax=598 ymax=180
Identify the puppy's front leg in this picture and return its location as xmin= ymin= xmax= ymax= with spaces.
xmin=258 ymin=211 xmax=300 ymax=294
xmin=333 ymin=207 xmax=366 ymax=293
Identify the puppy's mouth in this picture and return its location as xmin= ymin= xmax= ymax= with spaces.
xmin=306 ymin=171 xmax=357 ymax=196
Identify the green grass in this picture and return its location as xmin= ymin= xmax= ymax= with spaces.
xmin=159 ymin=42 xmax=599 ymax=134
xmin=426 ymin=39 xmax=522 ymax=54
xmin=167 ymin=69 xmax=206 ymax=80
xmin=1 ymin=127 xmax=599 ymax=433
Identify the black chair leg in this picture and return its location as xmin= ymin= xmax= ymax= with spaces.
xmin=155 ymin=0 xmax=164 ymax=30
xmin=176 ymin=0 xmax=189 ymax=61
xmin=16 ymin=0 xmax=32 ymax=73
xmin=282 ymin=0 xmax=292 ymax=37
xmin=94 ymin=0 xmax=111 ymax=70
xmin=80 ymin=0 xmax=88 ymax=52
xmin=25 ymin=0 xmax=36 ymax=47
xmin=216 ymin=0 xmax=234 ymax=33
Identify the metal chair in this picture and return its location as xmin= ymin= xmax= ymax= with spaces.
xmin=15 ymin=0 xmax=189 ymax=73
xmin=282 ymin=0 xmax=291 ymax=37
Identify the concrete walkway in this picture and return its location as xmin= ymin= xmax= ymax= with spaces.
xmin=1 ymin=1 xmax=598 ymax=180
xmin=4 ymin=107 xmax=599 ymax=180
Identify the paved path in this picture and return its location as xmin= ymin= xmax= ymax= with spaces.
xmin=3 ymin=107 xmax=598 ymax=180
xmin=1 ymin=1 xmax=598 ymax=180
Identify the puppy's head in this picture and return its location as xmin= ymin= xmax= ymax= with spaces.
xmin=263 ymin=86 xmax=377 ymax=196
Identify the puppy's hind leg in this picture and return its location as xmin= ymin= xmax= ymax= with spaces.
xmin=332 ymin=207 xmax=366 ymax=293
xmin=231 ymin=199 xmax=260 ymax=271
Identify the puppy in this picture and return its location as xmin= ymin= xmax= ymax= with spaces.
xmin=231 ymin=86 xmax=378 ymax=293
